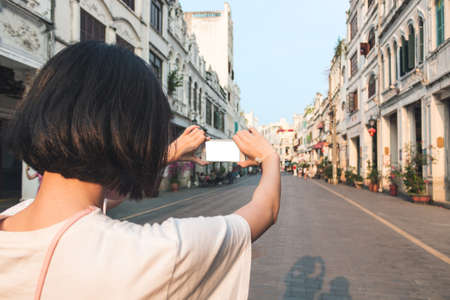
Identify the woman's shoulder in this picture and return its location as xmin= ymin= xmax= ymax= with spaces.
xmin=75 ymin=211 xmax=181 ymax=248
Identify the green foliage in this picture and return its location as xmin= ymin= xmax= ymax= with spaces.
xmin=334 ymin=38 xmax=346 ymax=58
xmin=167 ymin=69 xmax=184 ymax=96
xmin=318 ymin=158 xmax=332 ymax=179
xmin=396 ymin=145 xmax=433 ymax=195
xmin=344 ymin=168 xmax=355 ymax=186
xmin=366 ymin=161 xmax=380 ymax=184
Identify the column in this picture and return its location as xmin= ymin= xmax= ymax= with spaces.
xmin=70 ymin=0 xmax=81 ymax=42
xmin=106 ymin=25 xmax=116 ymax=45
xmin=430 ymin=96 xmax=447 ymax=202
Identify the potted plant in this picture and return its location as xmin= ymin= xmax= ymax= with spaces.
xmin=344 ymin=168 xmax=355 ymax=186
xmin=366 ymin=161 xmax=380 ymax=192
xmin=387 ymin=166 xmax=401 ymax=196
xmin=168 ymin=162 xmax=180 ymax=192
xmin=354 ymin=174 xmax=364 ymax=189
xmin=398 ymin=145 xmax=433 ymax=203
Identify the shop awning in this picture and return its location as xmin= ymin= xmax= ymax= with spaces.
xmin=313 ymin=142 xmax=326 ymax=149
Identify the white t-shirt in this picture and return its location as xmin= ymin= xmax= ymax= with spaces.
xmin=0 ymin=200 xmax=252 ymax=299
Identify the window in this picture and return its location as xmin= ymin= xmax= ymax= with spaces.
xmin=213 ymin=106 xmax=219 ymax=130
xmin=151 ymin=0 xmax=162 ymax=33
xmin=116 ymin=35 xmax=134 ymax=53
xmin=350 ymin=14 xmax=358 ymax=40
xmin=368 ymin=29 xmax=375 ymax=52
xmin=193 ymin=82 xmax=198 ymax=111
xmin=206 ymin=100 xmax=212 ymax=125
xmin=149 ymin=50 xmax=162 ymax=82
xmin=349 ymin=91 xmax=358 ymax=113
xmin=80 ymin=9 xmax=105 ymax=42
xmin=220 ymin=111 xmax=225 ymax=131
xmin=387 ymin=48 xmax=392 ymax=85
xmin=350 ymin=53 xmax=358 ymax=77
xmin=436 ymin=0 xmax=445 ymax=46
xmin=188 ymin=77 xmax=192 ymax=106
xmin=368 ymin=74 xmax=376 ymax=98
xmin=199 ymin=88 xmax=202 ymax=114
xmin=122 ymin=0 xmax=134 ymax=10
xmin=418 ymin=18 xmax=424 ymax=63
xmin=400 ymin=36 xmax=408 ymax=76
xmin=408 ymin=24 xmax=416 ymax=70
xmin=394 ymin=41 xmax=399 ymax=80
xmin=368 ymin=0 xmax=374 ymax=8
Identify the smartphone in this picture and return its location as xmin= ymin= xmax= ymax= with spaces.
xmin=204 ymin=139 xmax=244 ymax=162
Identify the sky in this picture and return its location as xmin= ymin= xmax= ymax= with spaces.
xmin=180 ymin=1 xmax=348 ymax=126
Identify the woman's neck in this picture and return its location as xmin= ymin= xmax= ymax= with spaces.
xmin=0 ymin=172 xmax=104 ymax=232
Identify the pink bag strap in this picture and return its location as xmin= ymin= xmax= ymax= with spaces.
xmin=34 ymin=207 xmax=96 ymax=300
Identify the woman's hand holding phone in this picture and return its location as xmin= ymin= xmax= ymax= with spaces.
xmin=232 ymin=128 xmax=278 ymax=168
xmin=168 ymin=125 xmax=209 ymax=165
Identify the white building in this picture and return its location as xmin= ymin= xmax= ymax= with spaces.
xmin=0 ymin=0 xmax=246 ymax=199
xmin=1 ymin=0 xmax=53 ymax=200
xmin=184 ymin=3 xmax=243 ymax=136
xmin=244 ymin=111 xmax=259 ymax=128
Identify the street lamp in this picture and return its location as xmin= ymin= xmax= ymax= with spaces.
xmin=367 ymin=115 xmax=377 ymax=137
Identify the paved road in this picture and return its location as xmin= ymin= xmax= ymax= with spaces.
xmin=109 ymin=174 xmax=450 ymax=300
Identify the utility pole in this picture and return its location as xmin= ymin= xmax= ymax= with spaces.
xmin=329 ymin=60 xmax=338 ymax=185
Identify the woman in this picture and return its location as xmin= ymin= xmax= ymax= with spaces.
xmin=0 ymin=41 xmax=280 ymax=299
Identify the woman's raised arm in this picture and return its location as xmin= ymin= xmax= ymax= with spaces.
xmin=232 ymin=129 xmax=281 ymax=242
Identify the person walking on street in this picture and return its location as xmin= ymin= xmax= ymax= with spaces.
xmin=0 ymin=41 xmax=281 ymax=300
xmin=25 ymin=165 xmax=43 ymax=190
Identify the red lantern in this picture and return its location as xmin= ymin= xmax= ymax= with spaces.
xmin=368 ymin=127 xmax=376 ymax=137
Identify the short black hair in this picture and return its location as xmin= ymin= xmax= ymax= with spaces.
xmin=6 ymin=41 xmax=172 ymax=199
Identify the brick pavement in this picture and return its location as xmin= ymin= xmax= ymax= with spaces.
xmin=250 ymin=175 xmax=450 ymax=300
xmin=110 ymin=174 xmax=450 ymax=299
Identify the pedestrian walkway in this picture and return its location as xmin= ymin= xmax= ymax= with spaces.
xmin=312 ymin=179 xmax=450 ymax=259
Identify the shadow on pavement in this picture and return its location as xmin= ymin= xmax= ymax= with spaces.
xmin=283 ymin=256 xmax=352 ymax=300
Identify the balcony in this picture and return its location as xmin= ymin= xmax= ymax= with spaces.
xmin=170 ymin=96 xmax=187 ymax=117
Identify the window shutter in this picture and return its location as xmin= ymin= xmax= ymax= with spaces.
xmin=408 ymin=29 xmax=415 ymax=70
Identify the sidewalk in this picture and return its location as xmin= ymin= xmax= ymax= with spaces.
xmin=309 ymin=178 xmax=450 ymax=258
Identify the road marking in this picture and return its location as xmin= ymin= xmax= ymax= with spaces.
xmin=120 ymin=177 xmax=254 ymax=221
xmin=312 ymin=180 xmax=450 ymax=265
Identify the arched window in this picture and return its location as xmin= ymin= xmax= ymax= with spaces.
xmin=418 ymin=18 xmax=424 ymax=63
xmin=436 ymin=0 xmax=445 ymax=46
xmin=368 ymin=74 xmax=376 ymax=98
xmin=408 ymin=24 xmax=416 ymax=70
xmin=394 ymin=41 xmax=399 ymax=80
xmin=387 ymin=48 xmax=392 ymax=86
xmin=368 ymin=29 xmax=376 ymax=51
xmin=400 ymin=36 xmax=408 ymax=76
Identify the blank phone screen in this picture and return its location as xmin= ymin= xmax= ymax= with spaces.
xmin=205 ymin=140 xmax=241 ymax=162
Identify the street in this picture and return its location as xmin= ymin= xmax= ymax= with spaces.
xmin=109 ymin=174 xmax=450 ymax=300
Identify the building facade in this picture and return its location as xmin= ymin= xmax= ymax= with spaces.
xmin=292 ymin=0 xmax=449 ymax=204
xmin=0 ymin=0 xmax=245 ymax=199
xmin=1 ymin=0 xmax=54 ymax=200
